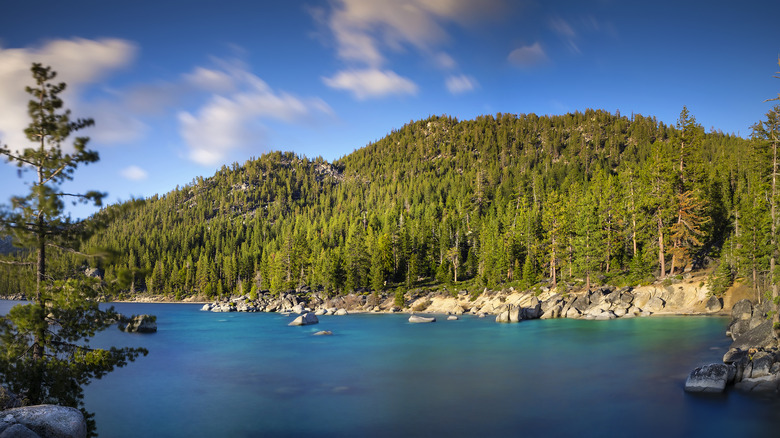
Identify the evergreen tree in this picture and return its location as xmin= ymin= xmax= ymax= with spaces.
xmin=0 ymin=64 xmax=146 ymax=436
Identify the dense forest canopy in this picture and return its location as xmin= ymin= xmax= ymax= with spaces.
xmin=2 ymin=107 xmax=778 ymax=301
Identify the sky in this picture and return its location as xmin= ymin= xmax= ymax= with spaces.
xmin=0 ymin=0 xmax=779 ymax=219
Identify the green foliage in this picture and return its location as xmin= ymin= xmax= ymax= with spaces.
xmin=0 ymin=64 xmax=147 ymax=437
xmin=3 ymin=106 xmax=772 ymax=304
xmin=394 ymin=288 xmax=405 ymax=308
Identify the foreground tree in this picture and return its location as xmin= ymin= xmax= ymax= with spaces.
xmin=0 ymin=63 xmax=147 ymax=436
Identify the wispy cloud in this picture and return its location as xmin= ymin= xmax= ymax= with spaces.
xmin=549 ymin=17 xmax=580 ymax=54
xmin=0 ymin=38 xmax=137 ymax=153
xmin=180 ymin=65 xmax=333 ymax=165
xmin=120 ymin=165 xmax=149 ymax=181
xmin=445 ymin=74 xmax=478 ymax=94
xmin=316 ymin=0 xmax=507 ymax=99
xmin=508 ymin=42 xmax=548 ymax=68
xmin=323 ymin=68 xmax=418 ymax=100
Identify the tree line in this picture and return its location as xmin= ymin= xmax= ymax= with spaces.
xmin=3 ymin=106 xmax=779 ymax=303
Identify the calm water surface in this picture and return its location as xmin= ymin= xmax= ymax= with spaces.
xmin=3 ymin=301 xmax=779 ymax=437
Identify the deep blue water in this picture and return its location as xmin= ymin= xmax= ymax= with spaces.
xmin=3 ymin=301 xmax=780 ymax=437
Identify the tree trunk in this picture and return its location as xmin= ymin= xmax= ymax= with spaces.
xmin=658 ymin=215 xmax=666 ymax=278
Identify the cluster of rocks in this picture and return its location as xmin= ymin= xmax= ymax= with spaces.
xmin=198 ymin=279 xmax=722 ymax=325
xmin=201 ymin=291 xmax=371 ymax=316
xmin=117 ymin=314 xmax=157 ymax=333
xmin=0 ymin=404 xmax=86 ymax=438
xmin=494 ymin=287 xmax=695 ymax=323
xmin=685 ymin=299 xmax=780 ymax=393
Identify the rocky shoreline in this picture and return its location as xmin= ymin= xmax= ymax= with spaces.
xmin=685 ymin=298 xmax=780 ymax=394
xmin=198 ymin=276 xmax=726 ymax=321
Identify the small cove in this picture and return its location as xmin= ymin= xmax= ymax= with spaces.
xmin=4 ymin=301 xmax=779 ymax=437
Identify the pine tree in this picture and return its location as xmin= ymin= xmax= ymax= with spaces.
xmin=752 ymin=105 xmax=780 ymax=310
xmin=669 ymin=107 xmax=708 ymax=275
xmin=0 ymin=64 xmax=146 ymax=436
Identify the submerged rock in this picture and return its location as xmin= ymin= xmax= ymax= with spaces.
xmin=313 ymin=330 xmax=333 ymax=336
xmin=684 ymin=363 xmax=734 ymax=393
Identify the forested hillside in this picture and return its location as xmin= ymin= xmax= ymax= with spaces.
xmin=3 ymin=107 xmax=779 ymax=301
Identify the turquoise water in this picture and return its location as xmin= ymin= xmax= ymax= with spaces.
xmin=3 ymin=301 xmax=779 ymax=437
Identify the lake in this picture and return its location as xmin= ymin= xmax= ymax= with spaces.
xmin=4 ymin=301 xmax=780 ymax=437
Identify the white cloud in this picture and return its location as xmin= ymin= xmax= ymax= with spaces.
xmin=0 ymin=38 xmax=136 ymax=153
xmin=317 ymin=0 xmax=507 ymax=97
xmin=322 ymin=68 xmax=418 ymax=100
xmin=179 ymin=68 xmax=333 ymax=165
xmin=508 ymin=42 xmax=548 ymax=68
xmin=445 ymin=74 xmax=478 ymax=94
xmin=120 ymin=165 xmax=148 ymax=181
xmin=184 ymin=67 xmax=237 ymax=94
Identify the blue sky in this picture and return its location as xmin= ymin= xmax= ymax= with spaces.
xmin=1 ymin=0 xmax=779 ymax=219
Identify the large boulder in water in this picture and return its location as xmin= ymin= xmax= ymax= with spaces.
xmin=288 ymin=312 xmax=319 ymax=326
xmin=118 ymin=315 xmax=157 ymax=333
xmin=684 ymin=363 xmax=734 ymax=393
xmin=409 ymin=314 xmax=436 ymax=323
xmin=1 ymin=405 xmax=87 ymax=438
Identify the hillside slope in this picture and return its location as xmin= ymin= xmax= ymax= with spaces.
xmin=2 ymin=109 xmax=765 ymax=301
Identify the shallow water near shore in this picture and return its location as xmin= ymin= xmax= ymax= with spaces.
xmin=4 ymin=301 xmax=780 ymax=437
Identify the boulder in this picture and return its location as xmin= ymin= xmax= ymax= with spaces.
xmin=1 ymin=405 xmax=86 ymax=438
xmin=291 ymin=304 xmax=305 ymax=314
xmin=118 ymin=315 xmax=157 ymax=333
xmin=522 ymin=299 xmax=543 ymax=320
xmin=313 ymin=330 xmax=333 ymax=336
xmin=730 ymin=320 xmax=777 ymax=351
xmin=731 ymin=299 xmax=753 ymax=321
xmin=722 ymin=348 xmax=749 ymax=364
xmin=288 ymin=312 xmax=319 ymax=326
xmin=684 ymin=363 xmax=734 ymax=393
xmin=565 ymin=307 xmax=581 ymax=319
xmin=594 ymin=310 xmax=617 ymax=320
xmin=200 ymin=303 xmax=212 ymax=311
xmin=408 ymin=315 xmax=436 ymax=323
xmin=734 ymin=375 xmax=780 ymax=392
xmin=335 ymin=309 xmax=348 ymax=316
xmin=0 ymin=423 xmax=39 ymax=438
xmin=750 ymin=351 xmax=774 ymax=378
xmin=705 ymin=295 xmax=723 ymax=312
xmin=447 ymin=315 xmax=459 ymax=320
xmin=572 ymin=296 xmax=590 ymax=313
xmin=541 ymin=294 xmax=563 ymax=313
xmin=644 ymin=297 xmax=665 ymax=313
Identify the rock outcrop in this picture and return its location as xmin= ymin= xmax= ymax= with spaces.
xmin=117 ymin=314 xmax=157 ymax=333
xmin=0 ymin=405 xmax=86 ymax=438
xmin=288 ymin=312 xmax=319 ymax=326
xmin=686 ymin=298 xmax=780 ymax=394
